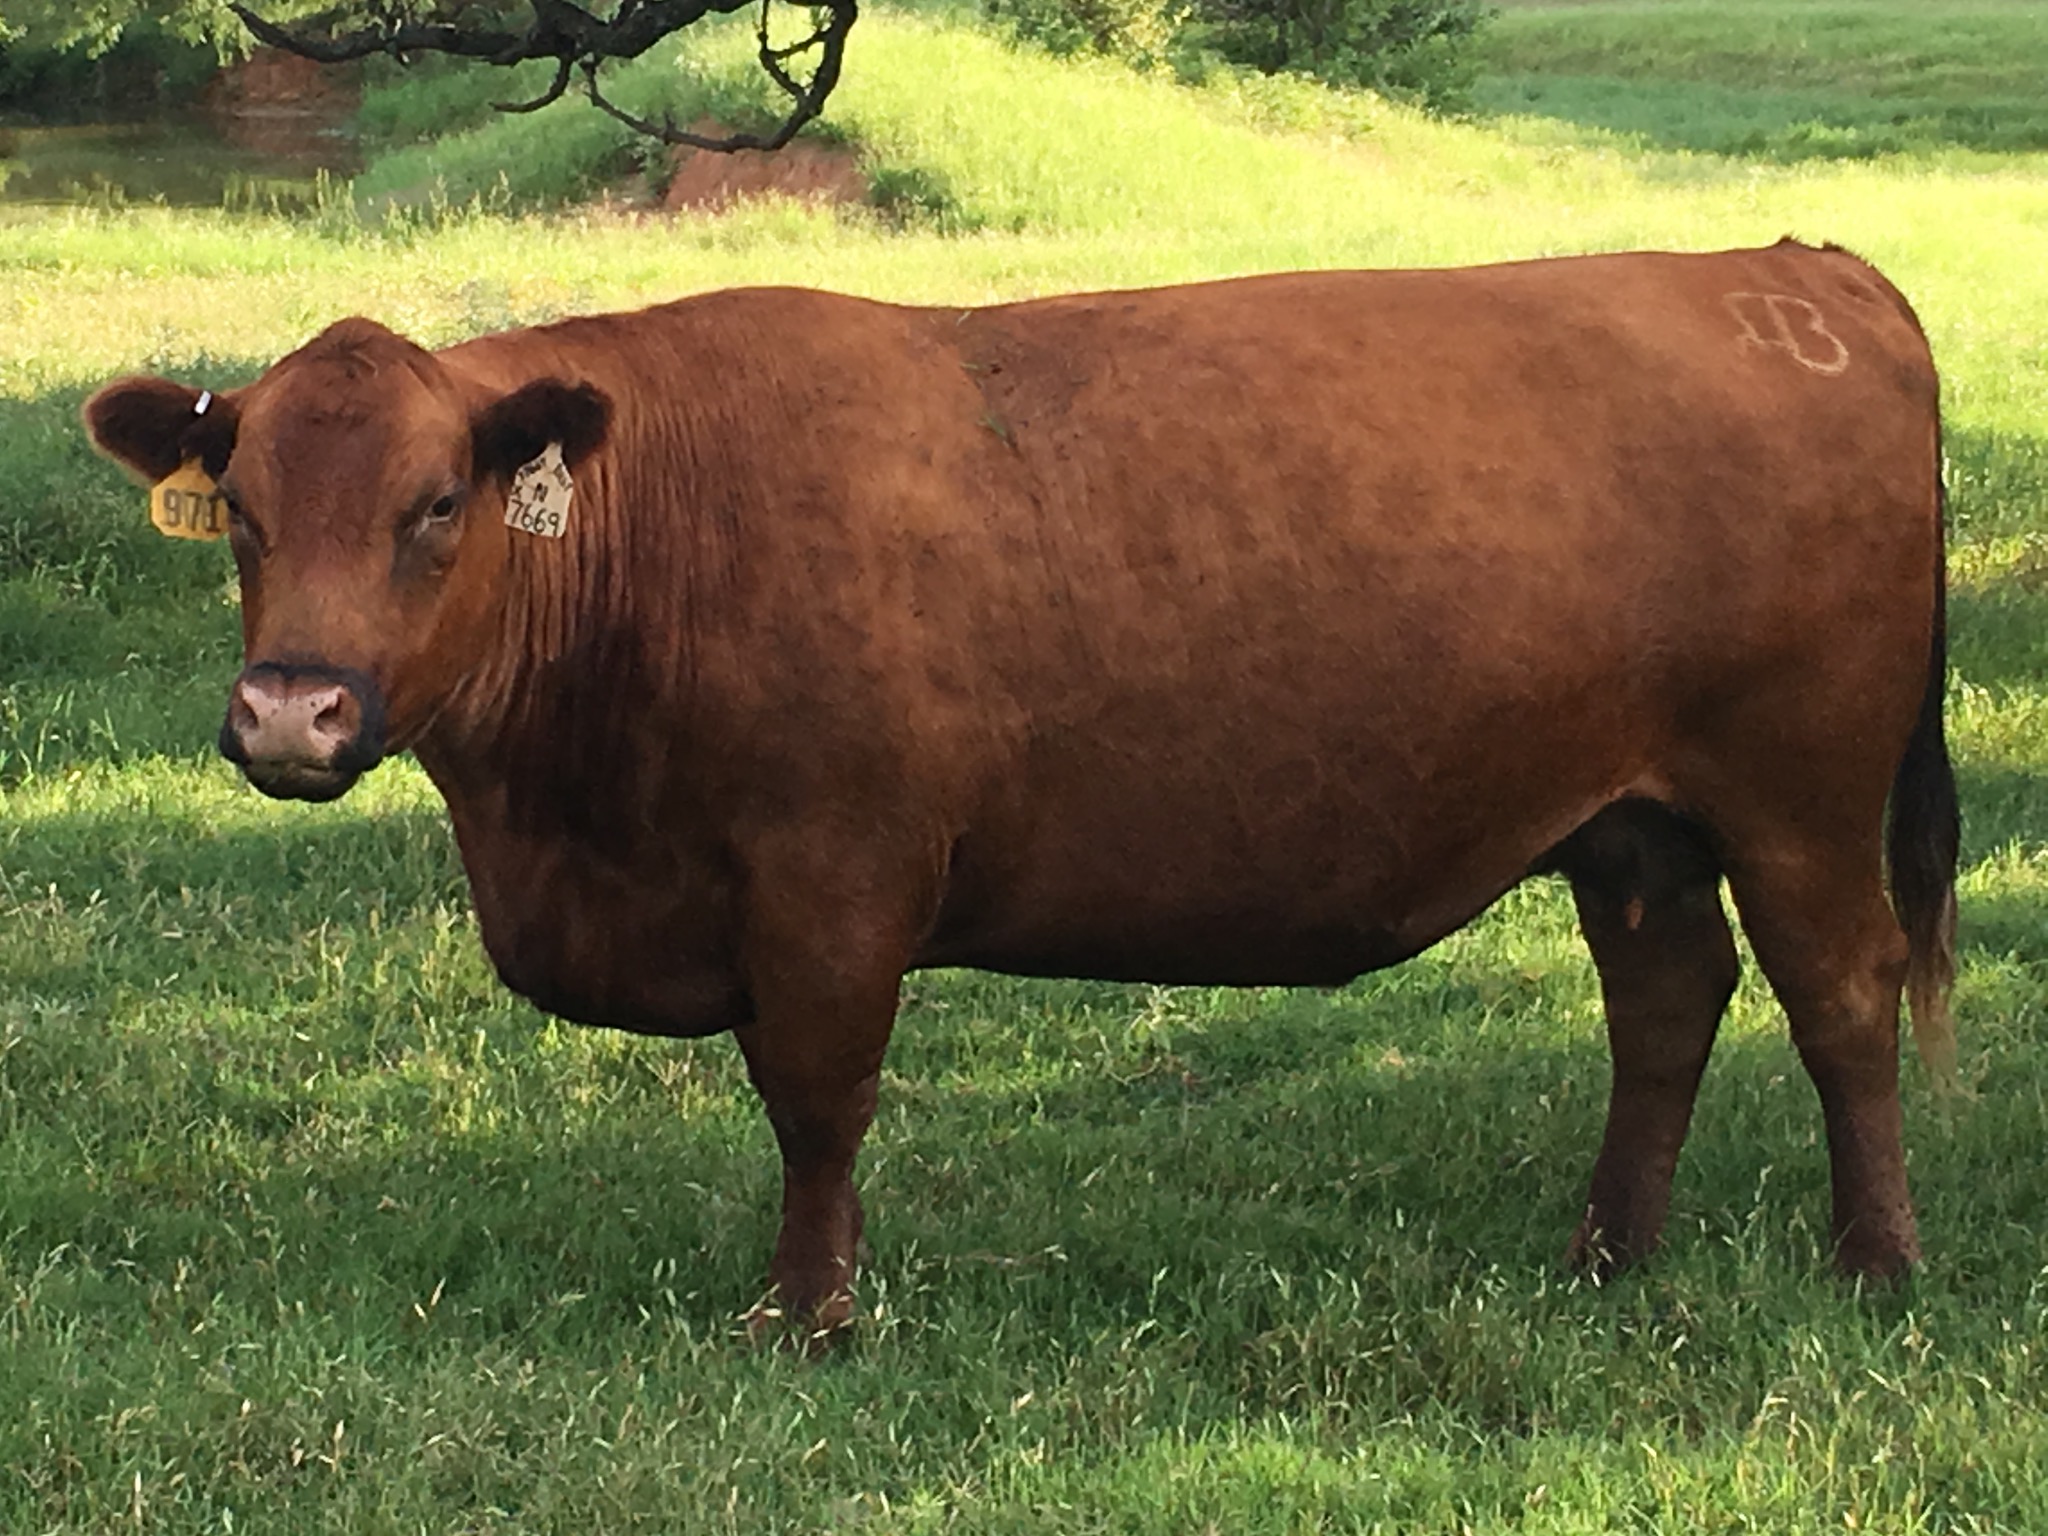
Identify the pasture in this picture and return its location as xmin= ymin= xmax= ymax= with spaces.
xmin=4 ymin=2 xmax=2048 ymax=1530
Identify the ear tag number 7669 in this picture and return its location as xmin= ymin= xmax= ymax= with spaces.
xmin=505 ymin=442 xmax=574 ymax=538
xmin=150 ymin=460 xmax=229 ymax=541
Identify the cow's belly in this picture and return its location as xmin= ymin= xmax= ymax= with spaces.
xmin=918 ymin=860 xmax=1519 ymax=988
xmin=919 ymin=910 xmax=1429 ymax=987
xmin=919 ymin=758 xmax=1615 ymax=987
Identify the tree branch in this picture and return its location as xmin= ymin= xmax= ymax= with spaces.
xmin=228 ymin=1 xmax=856 ymax=150
xmin=230 ymin=4 xmax=530 ymax=63
xmin=495 ymin=54 xmax=575 ymax=112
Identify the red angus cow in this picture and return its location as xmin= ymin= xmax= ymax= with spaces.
xmin=86 ymin=240 xmax=1958 ymax=1328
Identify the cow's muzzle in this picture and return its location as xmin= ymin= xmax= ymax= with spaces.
xmin=220 ymin=662 xmax=388 ymax=802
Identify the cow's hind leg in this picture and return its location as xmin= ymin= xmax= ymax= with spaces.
xmin=1724 ymin=843 xmax=1918 ymax=1279
xmin=1554 ymin=800 xmax=1738 ymax=1275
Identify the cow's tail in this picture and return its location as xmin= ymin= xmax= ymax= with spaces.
xmin=1886 ymin=456 xmax=1962 ymax=1097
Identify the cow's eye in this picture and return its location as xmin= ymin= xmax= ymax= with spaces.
xmin=424 ymin=493 xmax=460 ymax=524
xmin=221 ymin=489 xmax=261 ymax=545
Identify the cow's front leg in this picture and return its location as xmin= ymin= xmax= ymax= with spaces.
xmin=730 ymin=834 xmax=937 ymax=1335
xmin=734 ymin=1012 xmax=892 ymax=1333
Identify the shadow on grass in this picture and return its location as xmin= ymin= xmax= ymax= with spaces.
xmin=1469 ymin=3 xmax=2048 ymax=164
xmin=1473 ymin=73 xmax=2048 ymax=162
xmin=1957 ymin=873 xmax=2048 ymax=971
xmin=1957 ymin=760 xmax=2048 ymax=871
xmin=1942 ymin=421 xmax=2048 ymax=868
xmin=0 ymin=375 xmax=260 ymax=597
xmin=1949 ymin=572 xmax=2048 ymax=699
xmin=0 ymin=377 xmax=253 ymax=785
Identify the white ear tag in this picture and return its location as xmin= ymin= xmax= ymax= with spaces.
xmin=504 ymin=442 xmax=573 ymax=538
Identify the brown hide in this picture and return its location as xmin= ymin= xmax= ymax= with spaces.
xmin=84 ymin=241 xmax=1956 ymax=1325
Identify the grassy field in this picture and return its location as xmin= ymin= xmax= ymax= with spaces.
xmin=1475 ymin=0 xmax=2048 ymax=161
xmin=4 ymin=3 xmax=2048 ymax=1531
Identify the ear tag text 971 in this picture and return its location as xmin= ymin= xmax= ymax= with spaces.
xmin=505 ymin=443 xmax=573 ymax=539
xmin=150 ymin=460 xmax=229 ymax=541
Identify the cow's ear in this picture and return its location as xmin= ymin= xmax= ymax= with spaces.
xmin=471 ymin=379 xmax=611 ymax=481
xmin=83 ymin=376 xmax=240 ymax=483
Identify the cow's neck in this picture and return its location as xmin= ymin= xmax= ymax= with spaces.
xmin=411 ymin=473 xmax=716 ymax=856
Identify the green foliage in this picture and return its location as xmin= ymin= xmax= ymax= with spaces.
xmin=984 ymin=0 xmax=1487 ymax=107
xmin=0 ymin=18 xmax=219 ymax=116
xmin=983 ymin=0 xmax=1190 ymax=71
xmin=0 ymin=1 xmax=352 ymax=117
xmin=0 ymin=0 xmax=491 ymax=57
xmin=0 ymin=0 xmax=246 ymax=56
xmin=1189 ymin=0 xmax=1489 ymax=107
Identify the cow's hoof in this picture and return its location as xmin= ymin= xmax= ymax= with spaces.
xmin=1832 ymin=1227 xmax=1919 ymax=1286
xmin=743 ymin=1289 xmax=856 ymax=1353
xmin=1563 ymin=1217 xmax=1654 ymax=1281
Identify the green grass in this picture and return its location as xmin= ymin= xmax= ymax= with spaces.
xmin=5 ymin=3 xmax=2048 ymax=1530
xmin=1476 ymin=0 xmax=2048 ymax=161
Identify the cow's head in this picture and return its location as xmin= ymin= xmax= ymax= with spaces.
xmin=84 ymin=318 xmax=609 ymax=801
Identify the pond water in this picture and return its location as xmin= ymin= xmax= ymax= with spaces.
xmin=0 ymin=118 xmax=357 ymax=209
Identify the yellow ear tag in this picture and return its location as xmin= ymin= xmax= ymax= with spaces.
xmin=150 ymin=460 xmax=229 ymax=542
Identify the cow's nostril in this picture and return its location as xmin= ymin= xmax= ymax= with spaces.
xmin=229 ymin=676 xmax=283 ymax=740
xmin=307 ymin=688 xmax=356 ymax=754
